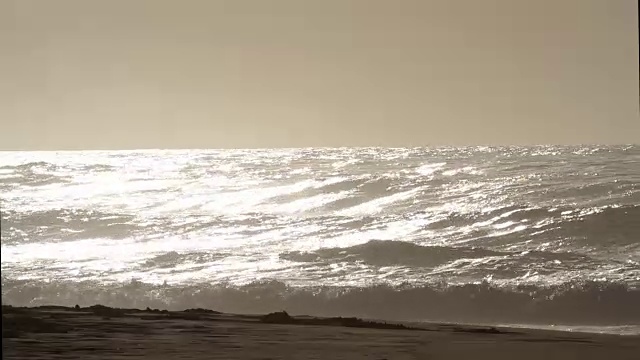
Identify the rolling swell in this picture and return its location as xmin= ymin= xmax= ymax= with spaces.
xmin=281 ymin=240 xmax=509 ymax=267
xmin=1 ymin=209 xmax=139 ymax=245
xmin=279 ymin=240 xmax=623 ymax=281
xmin=421 ymin=204 xmax=640 ymax=249
xmin=2 ymin=278 xmax=638 ymax=326
xmin=0 ymin=161 xmax=71 ymax=187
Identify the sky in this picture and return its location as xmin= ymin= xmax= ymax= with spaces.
xmin=0 ymin=0 xmax=638 ymax=150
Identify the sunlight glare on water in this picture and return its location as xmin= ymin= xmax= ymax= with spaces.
xmin=1 ymin=146 xmax=640 ymax=330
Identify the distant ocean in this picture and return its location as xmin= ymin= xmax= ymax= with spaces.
xmin=2 ymin=146 xmax=639 ymax=334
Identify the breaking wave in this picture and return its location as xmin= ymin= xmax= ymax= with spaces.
xmin=2 ymin=278 xmax=638 ymax=326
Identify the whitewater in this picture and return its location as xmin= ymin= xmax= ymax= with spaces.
xmin=1 ymin=146 xmax=639 ymax=334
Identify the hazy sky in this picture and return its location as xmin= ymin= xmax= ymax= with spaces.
xmin=1 ymin=0 xmax=638 ymax=149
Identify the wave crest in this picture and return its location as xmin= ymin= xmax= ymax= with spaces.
xmin=281 ymin=240 xmax=507 ymax=267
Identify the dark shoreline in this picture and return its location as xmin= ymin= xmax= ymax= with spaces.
xmin=4 ymin=304 xmax=640 ymax=359
xmin=2 ymin=304 xmax=636 ymax=337
xmin=3 ymin=304 xmax=504 ymax=335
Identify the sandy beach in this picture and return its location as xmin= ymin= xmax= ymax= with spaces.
xmin=3 ymin=305 xmax=639 ymax=359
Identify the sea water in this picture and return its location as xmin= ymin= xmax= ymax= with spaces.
xmin=2 ymin=146 xmax=639 ymax=334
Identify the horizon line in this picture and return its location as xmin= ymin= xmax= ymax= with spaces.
xmin=0 ymin=143 xmax=638 ymax=152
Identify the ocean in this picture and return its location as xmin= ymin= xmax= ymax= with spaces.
xmin=1 ymin=146 xmax=639 ymax=334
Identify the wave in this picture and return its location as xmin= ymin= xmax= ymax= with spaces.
xmin=1 ymin=209 xmax=140 ymax=245
xmin=0 ymin=161 xmax=117 ymax=189
xmin=424 ymin=204 xmax=640 ymax=248
xmin=426 ymin=204 xmax=640 ymax=229
xmin=0 ymin=169 xmax=71 ymax=188
xmin=546 ymin=205 xmax=640 ymax=247
xmin=2 ymin=279 xmax=638 ymax=326
xmin=0 ymin=161 xmax=114 ymax=172
xmin=0 ymin=161 xmax=56 ymax=171
xmin=281 ymin=240 xmax=508 ymax=267
xmin=278 ymin=240 xmax=614 ymax=281
xmin=140 ymin=251 xmax=230 ymax=269
xmin=1 ymin=208 xmax=303 ymax=248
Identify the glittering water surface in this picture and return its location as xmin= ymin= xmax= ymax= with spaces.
xmin=2 ymin=146 xmax=639 ymax=333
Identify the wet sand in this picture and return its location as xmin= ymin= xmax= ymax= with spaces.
xmin=3 ymin=305 xmax=639 ymax=359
